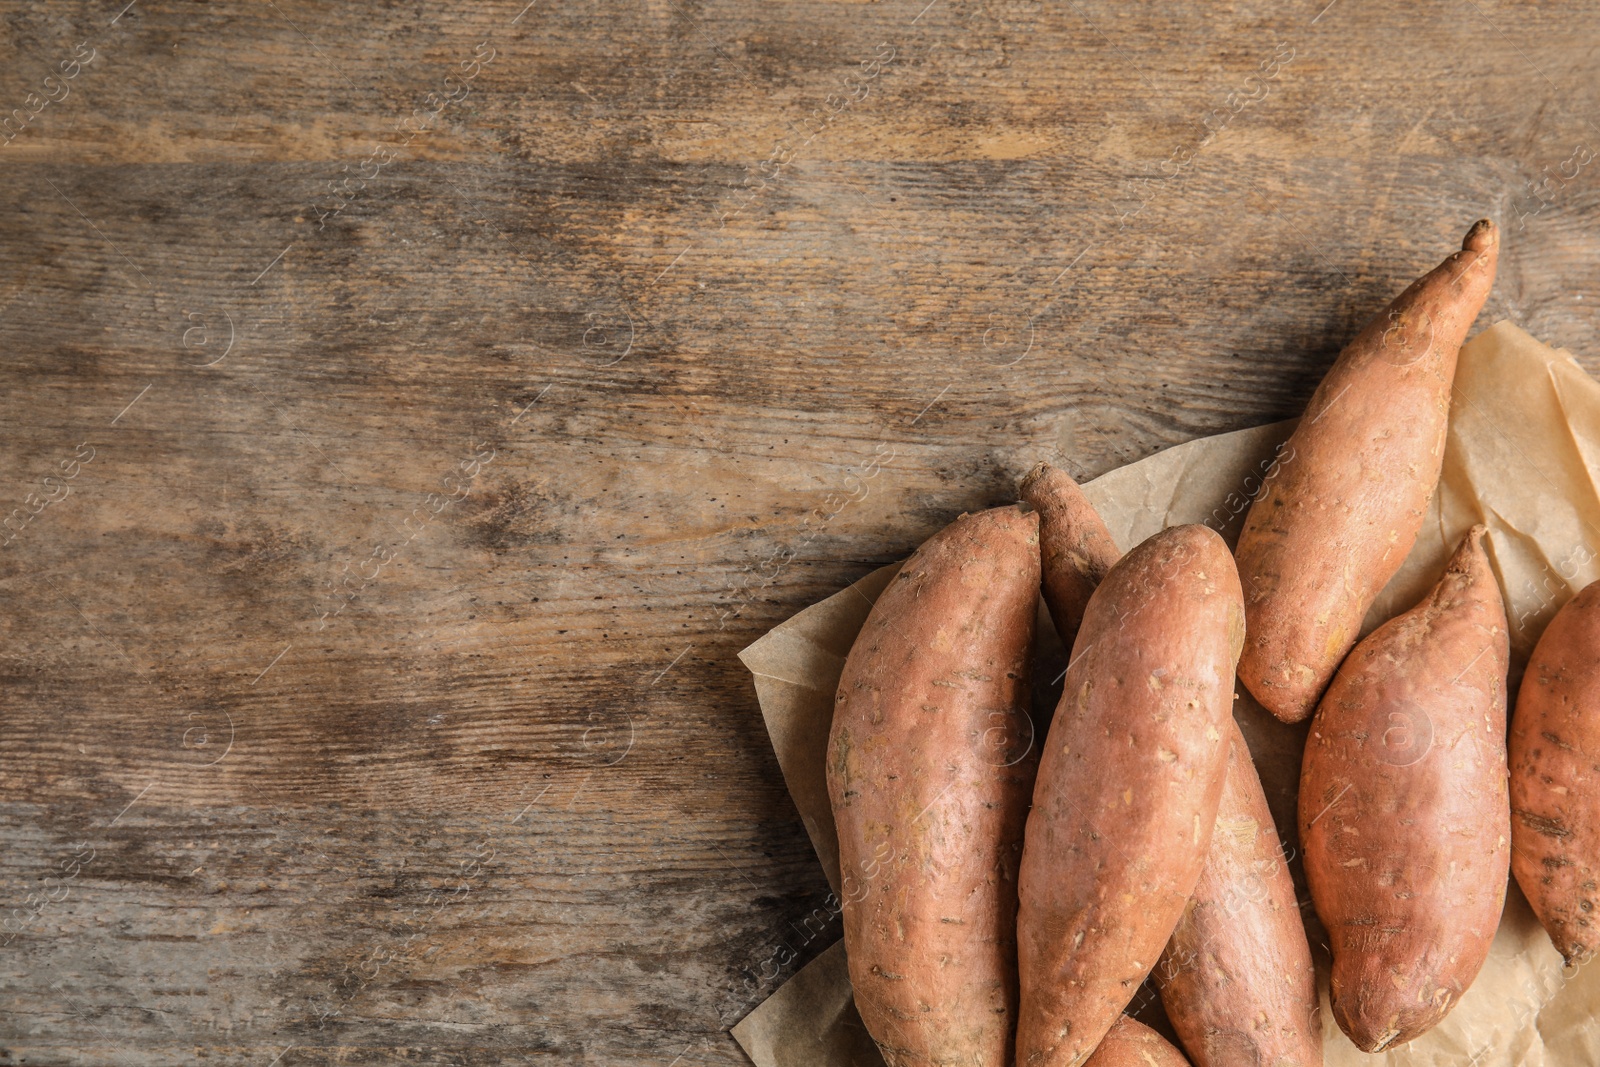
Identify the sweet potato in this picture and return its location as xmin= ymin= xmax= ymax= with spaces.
xmin=1023 ymin=464 xmax=1319 ymax=1066
xmin=1020 ymin=462 xmax=1121 ymax=646
xmin=1156 ymin=718 xmax=1322 ymax=1067
xmin=827 ymin=506 xmax=1041 ymax=1066
xmin=1082 ymin=1017 xmax=1191 ymax=1067
xmin=1017 ymin=524 xmax=1244 ymax=1067
xmin=1236 ymin=220 xmax=1500 ymax=723
xmin=1299 ymin=525 xmax=1510 ymax=1051
xmin=1510 ymin=577 xmax=1600 ymax=965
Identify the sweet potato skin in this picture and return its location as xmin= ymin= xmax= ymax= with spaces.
xmin=1299 ymin=525 xmax=1510 ymax=1051
xmin=1017 ymin=524 xmax=1244 ymax=1067
xmin=1510 ymin=579 xmax=1600 ymax=965
xmin=1082 ymin=1017 xmax=1191 ymax=1067
xmin=1236 ymin=220 xmax=1500 ymax=724
xmin=1156 ymin=718 xmax=1322 ymax=1067
xmin=827 ymin=506 xmax=1041 ymax=1066
xmin=1020 ymin=462 xmax=1121 ymax=647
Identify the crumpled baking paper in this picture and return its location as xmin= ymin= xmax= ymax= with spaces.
xmin=734 ymin=322 xmax=1600 ymax=1067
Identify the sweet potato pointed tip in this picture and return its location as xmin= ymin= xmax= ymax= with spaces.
xmin=1441 ymin=524 xmax=1495 ymax=584
xmin=1454 ymin=522 xmax=1487 ymax=557
xmin=1019 ymin=460 xmax=1058 ymax=495
xmin=1463 ymin=218 xmax=1497 ymax=254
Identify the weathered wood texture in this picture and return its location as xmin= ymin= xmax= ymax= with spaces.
xmin=1 ymin=0 xmax=1597 ymax=1063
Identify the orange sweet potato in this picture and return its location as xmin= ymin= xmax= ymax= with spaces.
xmin=1510 ymin=578 xmax=1600 ymax=965
xmin=1299 ymin=525 xmax=1510 ymax=1050
xmin=1025 ymin=464 xmax=1319 ymax=1067
xmin=827 ymin=506 xmax=1041 ymax=1066
xmin=1236 ymin=220 xmax=1500 ymax=723
xmin=1082 ymin=1017 xmax=1191 ymax=1067
xmin=1017 ymin=524 xmax=1244 ymax=1067
xmin=1155 ymin=718 xmax=1322 ymax=1067
xmin=1020 ymin=462 xmax=1121 ymax=646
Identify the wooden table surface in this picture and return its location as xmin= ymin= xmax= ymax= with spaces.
xmin=2 ymin=0 xmax=1597 ymax=1063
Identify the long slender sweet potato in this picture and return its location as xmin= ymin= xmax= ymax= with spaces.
xmin=1023 ymin=464 xmax=1319 ymax=1067
xmin=1082 ymin=1017 xmax=1191 ymax=1067
xmin=827 ymin=506 xmax=1040 ymax=1066
xmin=1299 ymin=525 xmax=1510 ymax=1051
xmin=1017 ymin=524 xmax=1244 ymax=1067
xmin=1510 ymin=578 xmax=1600 ymax=965
xmin=1236 ymin=220 xmax=1500 ymax=723
xmin=1156 ymin=718 xmax=1322 ymax=1067
xmin=1020 ymin=462 xmax=1121 ymax=646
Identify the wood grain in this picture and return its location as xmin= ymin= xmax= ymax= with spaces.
xmin=1 ymin=0 xmax=1598 ymax=1062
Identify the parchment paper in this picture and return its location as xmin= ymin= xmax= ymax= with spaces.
xmin=734 ymin=322 xmax=1600 ymax=1067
